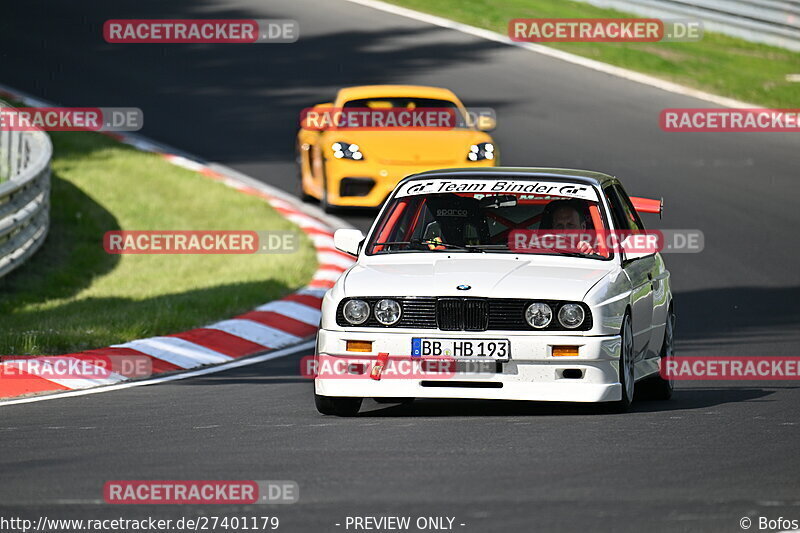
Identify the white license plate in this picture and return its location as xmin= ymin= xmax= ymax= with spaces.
xmin=411 ymin=338 xmax=511 ymax=361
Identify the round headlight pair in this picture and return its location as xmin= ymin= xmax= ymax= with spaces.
xmin=342 ymin=299 xmax=401 ymax=326
xmin=524 ymin=302 xmax=585 ymax=329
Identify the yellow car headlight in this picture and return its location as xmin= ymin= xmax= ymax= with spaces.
xmin=332 ymin=142 xmax=364 ymax=161
xmin=467 ymin=142 xmax=494 ymax=161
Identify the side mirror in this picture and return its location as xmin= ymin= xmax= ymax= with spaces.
xmin=334 ymin=228 xmax=365 ymax=256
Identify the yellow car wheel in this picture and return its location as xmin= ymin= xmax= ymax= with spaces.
xmin=320 ymin=164 xmax=334 ymax=213
xmin=297 ymin=145 xmax=315 ymax=203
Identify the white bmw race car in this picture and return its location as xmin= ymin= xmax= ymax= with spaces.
xmin=314 ymin=168 xmax=675 ymax=415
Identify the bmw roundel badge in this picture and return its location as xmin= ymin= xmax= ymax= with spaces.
xmin=456 ymin=284 xmax=471 ymax=291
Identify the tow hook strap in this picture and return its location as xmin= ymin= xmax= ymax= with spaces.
xmin=370 ymin=352 xmax=390 ymax=381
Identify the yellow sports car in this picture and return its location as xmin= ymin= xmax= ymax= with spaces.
xmin=297 ymin=85 xmax=497 ymax=211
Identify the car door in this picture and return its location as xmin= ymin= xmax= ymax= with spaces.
xmin=604 ymin=183 xmax=656 ymax=371
xmin=646 ymin=251 xmax=671 ymax=373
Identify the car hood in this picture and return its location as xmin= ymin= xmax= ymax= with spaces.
xmin=324 ymin=130 xmax=491 ymax=166
xmin=341 ymin=257 xmax=613 ymax=301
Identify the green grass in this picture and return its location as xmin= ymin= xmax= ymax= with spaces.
xmin=386 ymin=0 xmax=800 ymax=108
xmin=0 ymin=131 xmax=317 ymax=355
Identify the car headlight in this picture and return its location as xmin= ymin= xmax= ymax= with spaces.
xmin=343 ymin=299 xmax=370 ymax=325
xmin=332 ymin=142 xmax=364 ymax=161
xmin=374 ymin=299 xmax=402 ymax=325
xmin=467 ymin=142 xmax=494 ymax=162
xmin=558 ymin=303 xmax=585 ymax=329
xmin=525 ymin=302 xmax=552 ymax=328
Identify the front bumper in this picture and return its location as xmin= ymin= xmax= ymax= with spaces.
xmin=314 ymin=329 xmax=623 ymax=402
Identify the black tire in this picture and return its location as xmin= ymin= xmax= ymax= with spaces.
xmin=609 ymin=313 xmax=635 ymax=413
xmin=320 ymin=164 xmax=336 ymax=214
xmin=299 ymin=178 xmax=315 ymax=203
xmin=637 ymin=305 xmax=675 ymax=401
xmin=374 ymin=397 xmax=414 ymax=405
xmin=314 ymin=393 xmax=362 ymax=417
xmin=300 ymin=190 xmax=315 ymax=203
xmin=298 ymin=176 xmax=315 ymax=203
xmin=297 ymin=147 xmax=316 ymax=203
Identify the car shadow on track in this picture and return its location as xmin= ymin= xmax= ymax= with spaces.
xmin=354 ymin=386 xmax=781 ymax=417
xmin=175 ymin=350 xmax=788 ymax=417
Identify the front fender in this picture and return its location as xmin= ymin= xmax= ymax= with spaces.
xmin=584 ymin=266 xmax=632 ymax=336
xmin=320 ymin=270 xmax=352 ymax=330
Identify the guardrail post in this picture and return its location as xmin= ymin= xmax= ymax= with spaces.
xmin=0 ymin=99 xmax=53 ymax=278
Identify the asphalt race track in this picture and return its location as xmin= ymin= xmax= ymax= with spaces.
xmin=1 ymin=1 xmax=799 ymax=531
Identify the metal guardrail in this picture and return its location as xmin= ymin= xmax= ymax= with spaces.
xmin=0 ymin=100 xmax=52 ymax=279
xmin=576 ymin=0 xmax=800 ymax=51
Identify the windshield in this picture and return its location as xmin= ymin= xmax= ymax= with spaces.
xmin=341 ymin=97 xmax=469 ymax=129
xmin=343 ymin=97 xmax=459 ymax=110
xmin=367 ymin=187 xmax=613 ymax=259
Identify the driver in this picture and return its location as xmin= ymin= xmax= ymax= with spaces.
xmin=542 ymin=199 xmax=596 ymax=255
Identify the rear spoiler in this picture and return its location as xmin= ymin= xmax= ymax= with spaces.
xmin=630 ymin=196 xmax=663 ymax=218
